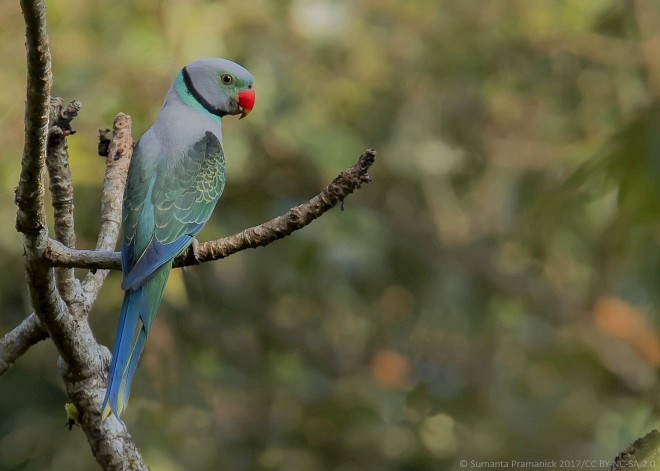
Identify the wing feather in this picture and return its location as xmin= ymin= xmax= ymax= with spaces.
xmin=120 ymin=131 xmax=225 ymax=290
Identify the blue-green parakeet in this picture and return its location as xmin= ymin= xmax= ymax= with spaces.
xmin=102 ymin=58 xmax=256 ymax=419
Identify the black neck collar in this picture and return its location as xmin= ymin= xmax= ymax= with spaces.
xmin=182 ymin=67 xmax=224 ymax=117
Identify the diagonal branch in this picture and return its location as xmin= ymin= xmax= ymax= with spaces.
xmin=44 ymin=148 xmax=377 ymax=270
xmin=0 ymin=313 xmax=48 ymax=376
xmin=176 ymin=148 xmax=376 ymax=266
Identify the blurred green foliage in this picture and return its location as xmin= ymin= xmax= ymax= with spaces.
xmin=1 ymin=0 xmax=659 ymax=470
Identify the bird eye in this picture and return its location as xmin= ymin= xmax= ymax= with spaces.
xmin=220 ymin=74 xmax=233 ymax=85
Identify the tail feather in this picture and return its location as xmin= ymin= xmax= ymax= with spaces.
xmin=122 ymin=272 xmax=166 ymax=400
xmin=102 ymin=264 xmax=172 ymax=420
xmin=119 ymin=329 xmax=147 ymax=412
xmin=102 ymin=289 xmax=141 ymax=419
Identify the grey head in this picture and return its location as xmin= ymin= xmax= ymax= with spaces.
xmin=181 ymin=58 xmax=255 ymax=119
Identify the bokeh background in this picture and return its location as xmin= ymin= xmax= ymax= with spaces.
xmin=1 ymin=0 xmax=659 ymax=469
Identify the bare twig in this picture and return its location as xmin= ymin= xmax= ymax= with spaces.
xmin=81 ymin=113 xmax=133 ymax=310
xmin=92 ymin=115 xmax=132 ymax=252
xmin=46 ymin=97 xmax=81 ymax=304
xmin=45 ymin=148 xmax=377 ymax=270
xmin=176 ymin=148 xmax=376 ymax=266
xmin=45 ymin=241 xmax=119 ymax=270
xmin=0 ymin=313 xmax=47 ymax=376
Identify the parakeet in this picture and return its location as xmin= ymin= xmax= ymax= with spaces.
xmin=102 ymin=58 xmax=255 ymax=419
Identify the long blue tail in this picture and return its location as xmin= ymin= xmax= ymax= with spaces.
xmin=102 ymin=265 xmax=171 ymax=419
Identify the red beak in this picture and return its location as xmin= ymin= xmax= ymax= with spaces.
xmin=237 ymin=89 xmax=255 ymax=119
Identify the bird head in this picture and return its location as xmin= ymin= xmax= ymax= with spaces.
xmin=181 ymin=58 xmax=255 ymax=119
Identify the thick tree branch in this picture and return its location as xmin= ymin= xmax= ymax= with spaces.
xmin=46 ymin=97 xmax=81 ymax=304
xmin=23 ymin=238 xmax=91 ymax=374
xmin=15 ymin=0 xmax=51 ymax=236
xmin=81 ymin=114 xmax=133 ymax=310
xmin=8 ymin=0 xmax=61 ymax=382
xmin=14 ymin=2 xmax=146 ymax=468
xmin=64 ymin=364 xmax=147 ymax=471
xmin=45 ymin=148 xmax=377 ymax=270
xmin=14 ymin=0 xmax=77 ymax=384
xmin=16 ymin=0 xmax=88 ymax=377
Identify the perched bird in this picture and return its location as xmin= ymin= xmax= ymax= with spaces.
xmin=102 ymin=58 xmax=255 ymax=419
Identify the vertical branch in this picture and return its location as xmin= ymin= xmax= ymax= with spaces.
xmin=15 ymin=0 xmax=52 ymax=235
xmin=82 ymin=114 xmax=133 ymax=310
xmin=15 ymin=0 xmax=74 ymax=371
xmin=46 ymin=98 xmax=82 ymax=304
xmin=94 ymin=115 xmax=133 ymax=252
xmin=15 ymin=0 xmax=77 ymax=369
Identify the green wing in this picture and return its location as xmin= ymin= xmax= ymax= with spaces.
xmin=121 ymin=131 xmax=225 ymax=290
xmin=152 ymin=131 xmax=226 ymax=243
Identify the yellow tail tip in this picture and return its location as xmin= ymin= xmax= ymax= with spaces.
xmin=101 ymin=403 xmax=113 ymax=421
xmin=101 ymin=395 xmax=126 ymax=421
